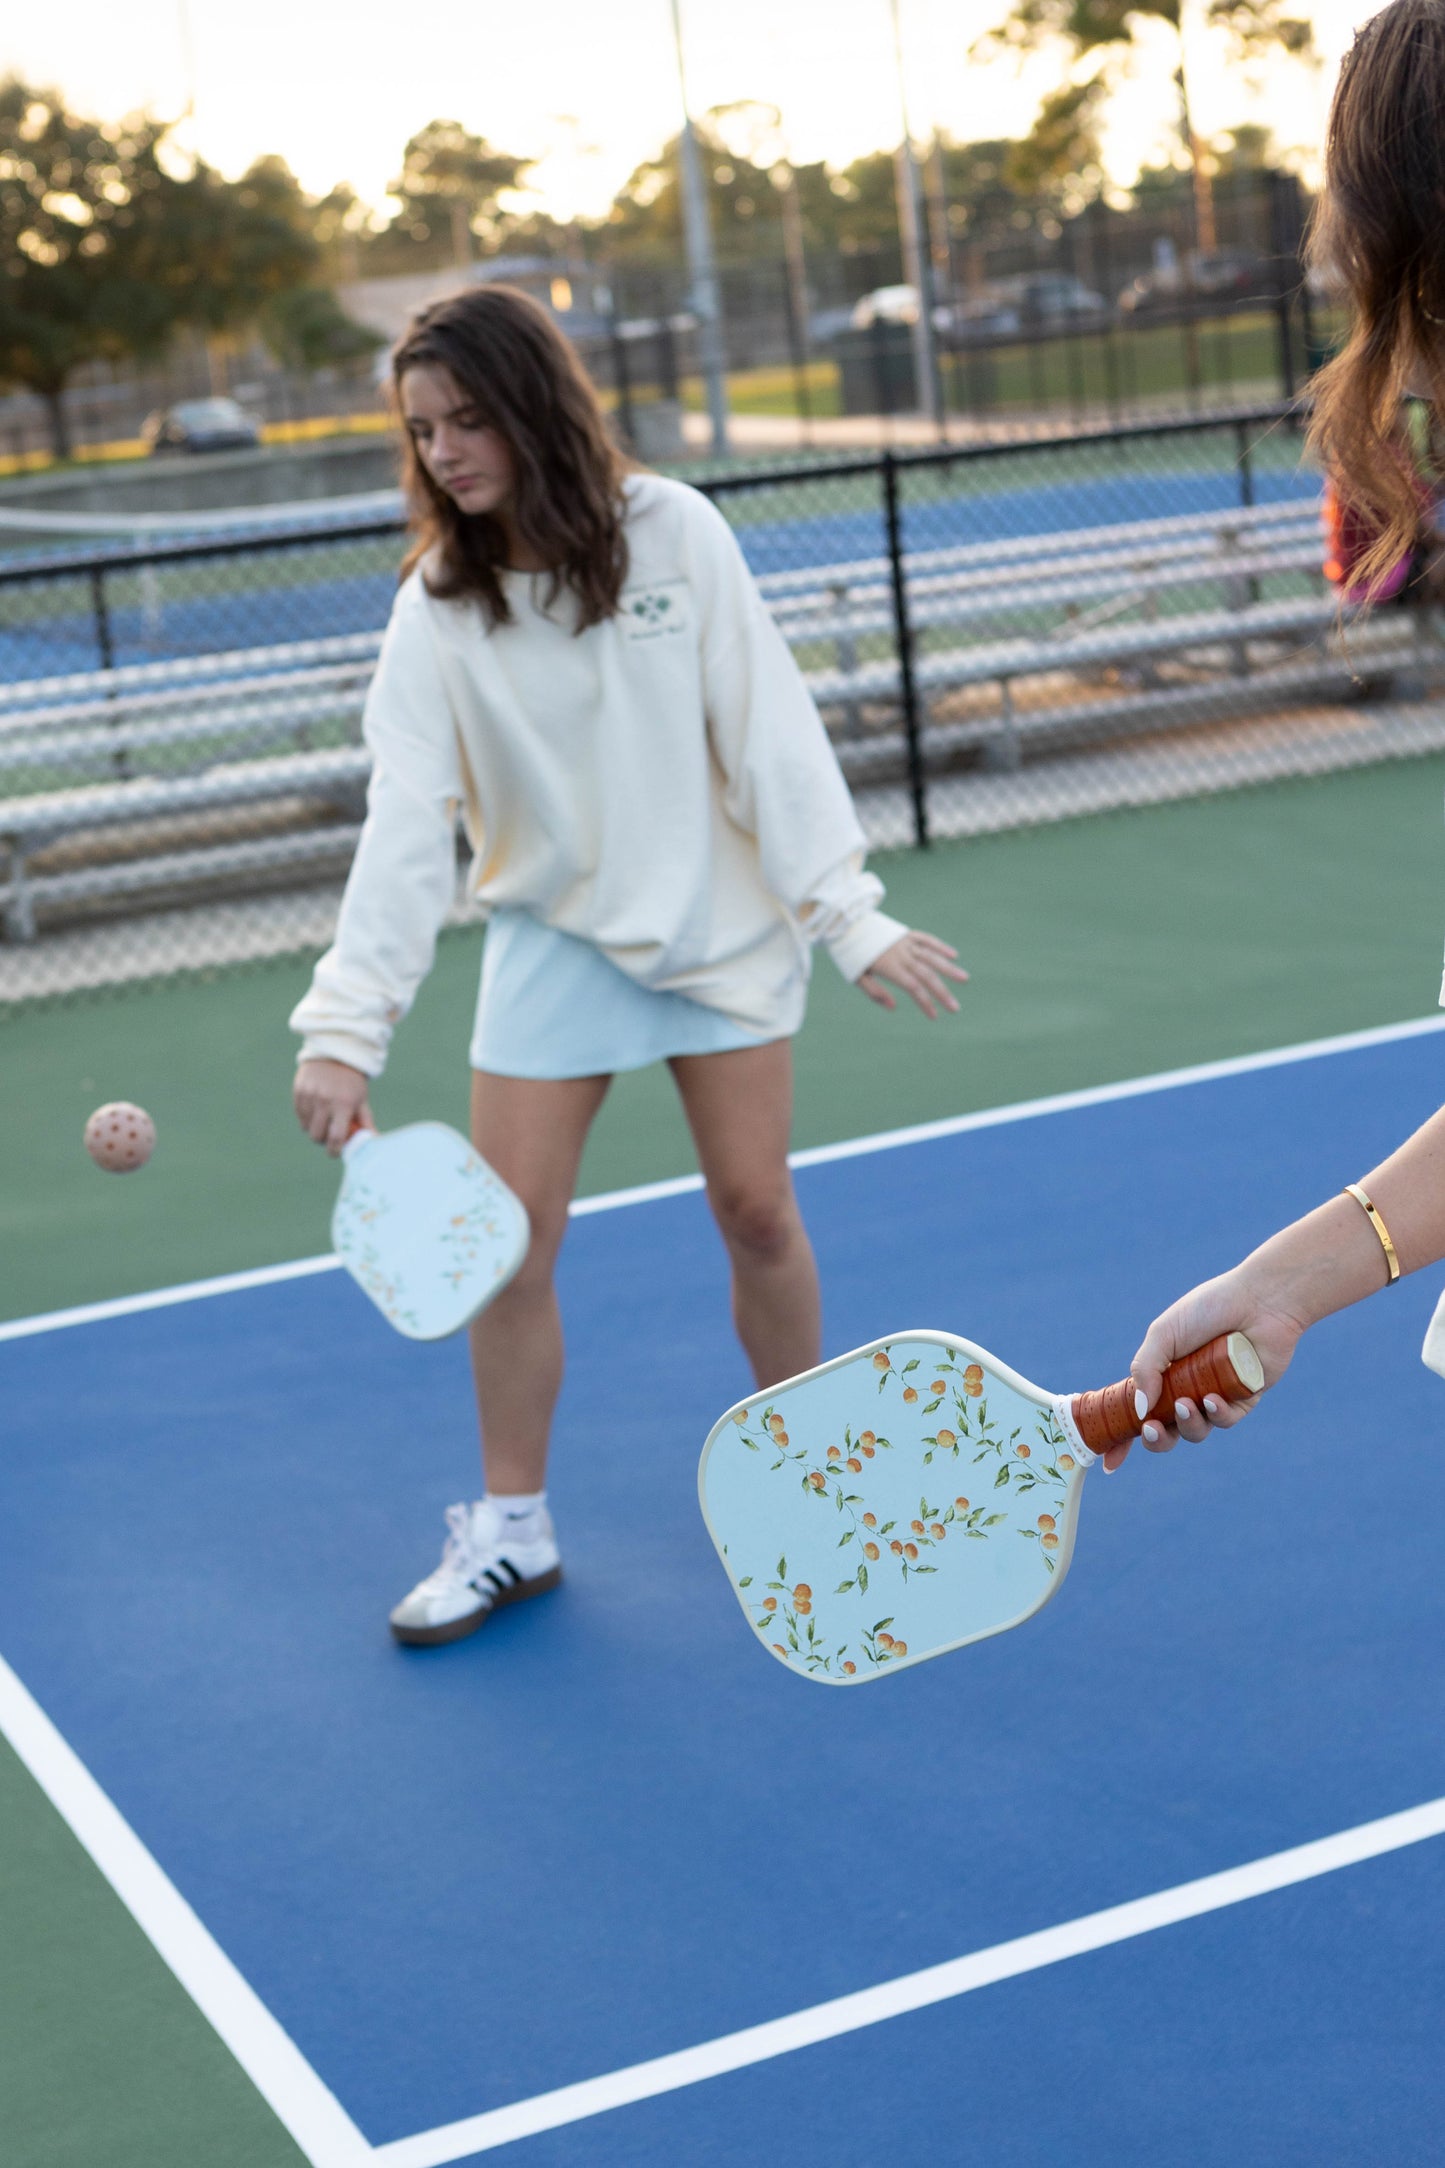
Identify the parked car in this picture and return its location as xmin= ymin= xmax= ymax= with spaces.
xmin=808 ymin=304 xmax=861 ymax=346
xmin=987 ymin=273 xmax=1110 ymax=324
xmin=848 ymin=285 xmax=1018 ymax=340
xmin=142 ymin=398 xmax=262 ymax=455
xmin=937 ymin=295 xmax=1023 ymax=342
xmin=1118 ymin=251 xmax=1282 ymax=314
xmin=849 ymin=284 xmax=928 ymax=330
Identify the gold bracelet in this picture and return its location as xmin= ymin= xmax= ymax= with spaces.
xmin=1343 ymin=1183 xmax=1402 ymax=1284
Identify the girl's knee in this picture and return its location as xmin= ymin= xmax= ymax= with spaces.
xmin=710 ymin=1178 xmax=798 ymax=1261
xmin=497 ymin=1205 xmax=568 ymax=1295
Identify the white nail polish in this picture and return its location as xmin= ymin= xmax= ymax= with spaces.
xmin=1203 ymin=1396 xmax=1220 ymax=1418
xmin=1174 ymin=1400 xmax=1189 ymax=1423
xmin=1134 ymin=1387 xmax=1149 ymax=1421
xmin=1142 ymin=1423 xmax=1159 ymax=1444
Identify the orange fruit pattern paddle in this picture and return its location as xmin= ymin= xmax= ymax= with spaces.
xmin=698 ymin=1329 xmax=1261 ymax=1685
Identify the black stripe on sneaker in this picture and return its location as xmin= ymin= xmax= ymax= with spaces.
xmin=474 ymin=1569 xmax=506 ymax=1596
xmin=495 ymin=1558 xmax=524 ymax=1585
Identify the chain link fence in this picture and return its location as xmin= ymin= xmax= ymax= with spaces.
xmin=3 ymin=401 xmax=1443 ymax=1006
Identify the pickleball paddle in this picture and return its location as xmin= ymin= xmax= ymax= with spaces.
xmin=331 ymin=1122 xmax=529 ymax=1340
xmin=698 ymin=1328 xmax=1262 ymax=1684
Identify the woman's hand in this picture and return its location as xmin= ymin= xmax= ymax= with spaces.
xmin=294 ymin=1059 xmax=373 ymax=1157
xmin=857 ymin=930 xmax=968 ymax=1020
xmin=1101 ymin=1265 xmax=1306 ymax=1472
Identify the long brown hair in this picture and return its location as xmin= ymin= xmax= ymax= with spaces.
xmin=394 ymin=285 xmax=630 ymax=629
xmin=1309 ymin=0 xmax=1445 ymax=597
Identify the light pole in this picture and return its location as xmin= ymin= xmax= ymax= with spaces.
xmin=668 ymin=0 xmax=730 ymax=455
xmin=887 ymin=0 xmax=944 ymax=431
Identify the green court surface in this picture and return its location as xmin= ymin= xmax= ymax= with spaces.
xmin=2 ymin=754 xmax=1443 ymax=2166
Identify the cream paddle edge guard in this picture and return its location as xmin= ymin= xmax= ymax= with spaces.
xmin=1423 ymin=1288 xmax=1445 ymax=1380
xmin=698 ymin=1327 xmax=1263 ymax=1687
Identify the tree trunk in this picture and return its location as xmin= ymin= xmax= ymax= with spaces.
xmin=450 ymin=199 xmax=472 ymax=270
xmin=41 ymin=385 xmax=72 ymax=462
xmin=1175 ymin=51 xmax=1217 ymax=256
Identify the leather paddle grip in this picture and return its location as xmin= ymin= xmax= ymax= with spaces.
xmin=1070 ymin=1331 xmax=1265 ymax=1454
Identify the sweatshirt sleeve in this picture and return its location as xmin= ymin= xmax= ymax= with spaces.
xmin=689 ymin=492 xmax=908 ymax=981
xmin=288 ymin=576 xmax=465 ymax=1075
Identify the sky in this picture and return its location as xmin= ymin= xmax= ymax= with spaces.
xmin=4 ymin=0 xmax=1380 ymax=221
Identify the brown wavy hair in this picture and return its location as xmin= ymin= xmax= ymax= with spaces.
xmin=1308 ymin=0 xmax=1445 ymax=598
xmin=393 ymin=285 xmax=630 ymax=629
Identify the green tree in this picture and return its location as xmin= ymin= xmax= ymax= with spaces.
xmin=0 ymin=82 xmax=185 ymax=455
xmin=604 ymin=120 xmax=784 ymax=266
xmin=599 ymin=122 xmax=1050 ymax=289
xmin=385 ymin=119 xmax=532 ymax=267
xmin=0 ymin=85 xmax=322 ymax=456
xmin=1001 ymin=81 xmax=1108 ymax=208
xmin=974 ymin=0 xmax=1312 ymax=247
xmin=260 ymin=285 xmax=381 ymax=372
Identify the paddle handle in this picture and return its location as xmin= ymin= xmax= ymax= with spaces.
xmin=1070 ymin=1331 xmax=1265 ymax=1453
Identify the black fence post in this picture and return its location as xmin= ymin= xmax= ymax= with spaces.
xmin=870 ymin=318 xmax=894 ymax=418
xmin=1267 ymin=170 xmax=1302 ymax=402
xmin=608 ymin=316 xmax=636 ymax=451
xmin=779 ymin=261 xmax=814 ymax=432
xmin=89 ymin=563 xmax=115 ymax=673
xmin=1272 ymin=292 xmax=1298 ymax=403
xmin=655 ymin=318 xmax=680 ymax=403
xmin=89 ymin=560 xmax=127 ymax=773
xmin=1089 ymin=200 xmax=1122 ymax=427
xmin=1233 ymin=418 xmax=1256 ymax=510
xmin=881 ymin=451 xmax=929 ymax=847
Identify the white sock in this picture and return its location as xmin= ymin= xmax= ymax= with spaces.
xmin=485 ymin=1489 xmax=547 ymax=1525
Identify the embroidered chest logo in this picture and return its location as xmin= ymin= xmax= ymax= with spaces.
xmin=620 ymin=581 xmax=689 ymax=642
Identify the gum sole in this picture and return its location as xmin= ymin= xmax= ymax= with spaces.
xmin=390 ymin=1564 xmax=564 ymax=1647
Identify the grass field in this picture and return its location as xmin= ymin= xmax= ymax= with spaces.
xmin=677 ymin=308 xmax=1328 ymax=422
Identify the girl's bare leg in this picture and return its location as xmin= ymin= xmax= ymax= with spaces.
xmin=669 ymin=1040 xmax=821 ymax=1389
xmin=467 ymin=1070 xmax=611 ymax=1492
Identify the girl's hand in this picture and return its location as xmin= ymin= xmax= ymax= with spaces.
xmin=857 ymin=930 xmax=968 ymax=1020
xmin=294 ymin=1059 xmax=373 ymax=1157
xmin=1102 ymin=1266 xmax=1305 ymax=1473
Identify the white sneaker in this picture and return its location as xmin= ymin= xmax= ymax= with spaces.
xmin=389 ymin=1499 xmax=562 ymax=1647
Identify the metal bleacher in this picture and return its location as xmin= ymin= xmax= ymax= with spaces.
xmin=0 ymin=492 xmax=1436 ymax=944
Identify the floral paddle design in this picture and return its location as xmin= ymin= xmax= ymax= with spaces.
xmin=699 ymin=1333 xmax=1093 ymax=1684
xmin=331 ymin=1123 xmax=530 ymax=1341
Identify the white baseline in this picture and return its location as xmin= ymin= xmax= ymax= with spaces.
xmin=374 ymin=1794 xmax=1445 ymax=2165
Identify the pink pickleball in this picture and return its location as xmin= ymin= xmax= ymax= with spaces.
xmin=84 ymin=1102 xmax=156 ymax=1173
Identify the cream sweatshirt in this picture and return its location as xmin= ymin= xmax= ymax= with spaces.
xmin=290 ymin=472 xmax=908 ymax=1076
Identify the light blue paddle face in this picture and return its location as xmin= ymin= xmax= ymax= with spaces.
xmin=331 ymin=1122 xmax=529 ymax=1341
xmin=698 ymin=1333 xmax=1092 ymax=1685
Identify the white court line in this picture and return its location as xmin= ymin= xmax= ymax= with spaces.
xmin=3 ymin=1009 xmax=1444 ymax=1347
xmin=372 ymin=1794 xmax=1445 ymax=2166
xmin=4 ymin=1007 xmax=1445 ymax=2163
xmin=0 ymin=1252 xmax=340 ymax=1344
xmin=0 ymin=1653 xmax=372 ymax=2168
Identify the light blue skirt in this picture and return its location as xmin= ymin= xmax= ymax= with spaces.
xmin=469 ymin=907 xmax=770 ymax=1078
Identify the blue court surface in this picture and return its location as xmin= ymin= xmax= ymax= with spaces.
xmin=3 ymin=1021 xmax=1444 ymax=2167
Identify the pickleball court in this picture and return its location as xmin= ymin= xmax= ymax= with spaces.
xmin=4 ymin=1014 xmax=1444 ymax=2167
